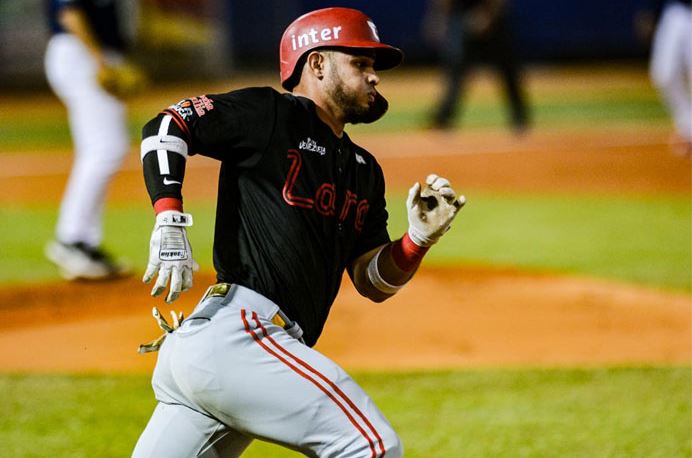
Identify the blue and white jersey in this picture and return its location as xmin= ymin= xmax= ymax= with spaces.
xmin=47 ymin=0 xmax=126 ymax=51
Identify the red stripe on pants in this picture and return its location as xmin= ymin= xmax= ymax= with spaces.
xmin=241 ymin=309 xmax=381 ymax=458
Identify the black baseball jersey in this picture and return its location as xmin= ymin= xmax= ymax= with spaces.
xmin=142 ymin=87 xmax=391 ymax=346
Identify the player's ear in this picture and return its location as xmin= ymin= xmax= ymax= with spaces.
xmin=305 ymin=51 xmax=326 ymax=79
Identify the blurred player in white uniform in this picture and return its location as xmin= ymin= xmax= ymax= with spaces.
xmin=643 ymin=0 xmax=692 ymax=156
xmin=44 ymin=0 xmax=138 ymax=279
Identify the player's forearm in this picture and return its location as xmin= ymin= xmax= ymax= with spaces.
xmin=58 ymin=7 xmax=105 ymax=62
xmin=141 ymin=114 xmax=190 ymax=211
xmin=352 ymin=234 xmax=429 ymax=302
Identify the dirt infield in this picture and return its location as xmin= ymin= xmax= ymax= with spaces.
xmin=1 ymin=122 xmax=690 ymax=373
xmin=3 ymin=125 xmax=690 ymax=202
xmin=0 ymin=268 xmax=689 ymax=373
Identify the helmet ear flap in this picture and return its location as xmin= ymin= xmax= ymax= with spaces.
xmin=283 ymin=53 xmax=309 ymax=91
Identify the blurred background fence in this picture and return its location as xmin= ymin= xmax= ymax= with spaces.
xmin=1 ymin=0 xmax=654 ymax=88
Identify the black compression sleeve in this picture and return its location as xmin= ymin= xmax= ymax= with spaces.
xmin=141 ymin=115 xmax=188 ymax=205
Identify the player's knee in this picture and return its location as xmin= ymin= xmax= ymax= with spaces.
xmin=650 ymin=64 xmax=676 ymax=90
xmin=107 ymin=137 xmax=130 ymax=161
xmin=97 ymin=141 xmax=130 ymax=170
xmin=340 ymin=425 xmax=402 ymax=458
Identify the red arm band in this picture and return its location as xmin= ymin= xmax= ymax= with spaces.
xmin=153 ymin=197 xmax=183 ymax=214
xmin=390 ymin=232 xmax=429 ymax=272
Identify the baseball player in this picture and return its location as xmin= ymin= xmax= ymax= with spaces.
xmin=648 ymin=0 xmax=692 ymax=157
xmin=427 ymin=0 xmax=530 ymax=133
xmin=44 ymin=0 xmax=143 ymax=279
xmin=133 ymin=7 xmax=465 ymax=457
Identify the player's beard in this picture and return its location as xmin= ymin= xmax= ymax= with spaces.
xmin=329 ymin=75 xmax=389 ymax=124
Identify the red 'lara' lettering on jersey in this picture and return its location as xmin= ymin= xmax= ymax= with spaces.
xmin=339 ymin=191 xmax=358 ymax=221
xmin=315 ymin=183 xmax=336 ymax=217
xmin=283 ymin=150 xmax=314 ymax=209
xmin=355 ymin=200 xmax=370 ymax=231
xmin=283 ymin=150 xmax=368 ymax=231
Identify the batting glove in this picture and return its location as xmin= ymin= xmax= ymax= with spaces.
xmin=407 ymin=174 xmax=466 ymax=247
xmin=143 ymin=211 xmax=197 ymax=303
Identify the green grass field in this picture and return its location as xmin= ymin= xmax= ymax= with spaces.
xmin=1 ymin=367 xmax=690 ymax=457
xmin=2 ymin=192 xmax=690 ymax=290
xmin=1 ymin=66 xmax=690 ymax=457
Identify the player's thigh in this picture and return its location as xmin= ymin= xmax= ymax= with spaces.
xmin=68 ymin=89 xmax=128 ymax=158
xmin=132 ymin=402 xmax=252 ymax=458
xmin=650 ymin=6 xmax=687 ymax=85
xmin=205 ymin=318 xmax=402 ymax=457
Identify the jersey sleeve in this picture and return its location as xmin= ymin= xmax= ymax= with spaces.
xmin=165 ymin=87 xmax=277 ymax=164
xmin=141 ymin=87 xmax=277 ymax=206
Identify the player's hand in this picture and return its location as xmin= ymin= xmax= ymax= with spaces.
xmin=143 ymin=211 xmax=198 ymax=303
xmin=406 ymin=174 xmax=466 ymax=247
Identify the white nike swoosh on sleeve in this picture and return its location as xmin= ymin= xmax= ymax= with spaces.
xmin=163 ymin=178 xmax=182 ymax=185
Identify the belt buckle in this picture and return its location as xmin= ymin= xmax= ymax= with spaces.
xmin=273 ymin=310 xmax=305 ymax=343
xmin=271 ymin=313 xmax=287 ymax=328
xmin=206 ymin=283 xmax=231 ymax=299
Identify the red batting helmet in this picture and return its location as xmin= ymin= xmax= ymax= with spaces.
xmin=279 ymin=7 xmax=403 ymax=90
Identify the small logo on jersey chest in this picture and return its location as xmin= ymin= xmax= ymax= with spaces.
xmin=299 ymin=137 xmax=326 ymax=156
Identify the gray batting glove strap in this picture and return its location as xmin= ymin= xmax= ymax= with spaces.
xmin=407 ymin=174 xmax=466 ymax=247
xmin=143 ymin=211 xmax=197 ymax=303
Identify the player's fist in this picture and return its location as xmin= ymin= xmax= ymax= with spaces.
xmin=406 ymin=174 xmax=465 ymax=247
xmin=143 ymin=211 xmax=198 ymax=303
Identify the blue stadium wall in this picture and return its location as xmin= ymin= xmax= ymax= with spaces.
xmin=227 ymin=0 xmax=652 ymax=66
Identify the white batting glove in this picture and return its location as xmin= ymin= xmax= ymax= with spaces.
xmin=407 ymin=174 xmax=466 ymax=247
xmin=143 ymin=211 xmax=198 ymax=303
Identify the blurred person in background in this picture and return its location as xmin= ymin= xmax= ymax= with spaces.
xmin=44 ymin=0 xmax=145 ymax=280
xmin=425 ymin=0 xmax=530 ymax=133
xmin=635 ymin=0 xmax=692 ymax=157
